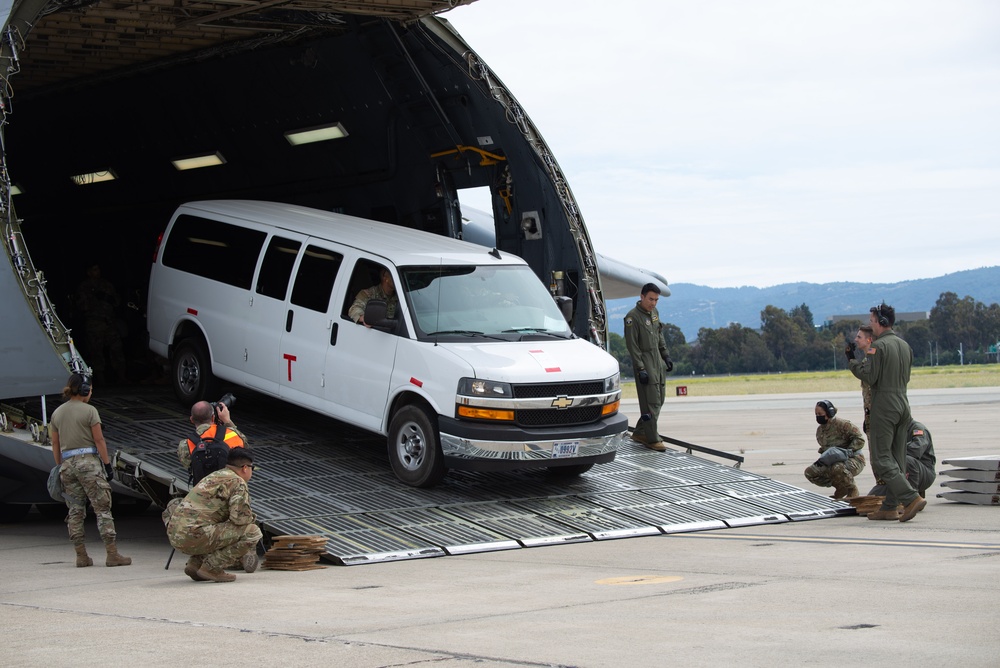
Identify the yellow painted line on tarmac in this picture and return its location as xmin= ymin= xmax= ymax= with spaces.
xmin=595 ymin=575 xmax=685 ymax=586
xmin=673 ymin=532 xmax=1000 ymax=551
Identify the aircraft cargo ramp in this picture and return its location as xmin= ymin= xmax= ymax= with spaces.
xmin=47 ymin=386 xmax=853 ymax=565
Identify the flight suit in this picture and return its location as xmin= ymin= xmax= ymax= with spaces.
xmin=624 ymin=302 xmax=669 ymax=444
xmin=850 ymin=330 xmax=918 ymax=511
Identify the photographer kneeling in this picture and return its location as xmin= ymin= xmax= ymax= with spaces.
xmin=177 ymin=393 xmax=248 ymax=485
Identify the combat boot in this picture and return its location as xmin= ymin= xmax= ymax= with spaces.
xmin=74 ymin=543 xmax=93 ymax=568
xmin=844 ymin=484 xmax=859 ymax=498
xmin=241 ymin=551 xmax=260 ymax=574
xmin=184 ymin=556 xmax=207 ymax=581
xmin=899 ymin=496 xmax=926 ymax=522
xmin=104 ymin=541 xmax=132 ymax=567
xmin=196 ymin=565 xmax=236 ymax=583
xmin=868 ymin=508 xmax=900 ymax=521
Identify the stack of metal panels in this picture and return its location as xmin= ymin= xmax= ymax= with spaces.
xmin=937 ymin=455 xmax=1000 ymax=505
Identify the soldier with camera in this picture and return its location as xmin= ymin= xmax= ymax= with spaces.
xmin=177 ymin=393 xmax=248 ymax=485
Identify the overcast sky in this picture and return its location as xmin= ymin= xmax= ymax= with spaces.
xmin=445 ymin=0 xmax=1000 ymax=289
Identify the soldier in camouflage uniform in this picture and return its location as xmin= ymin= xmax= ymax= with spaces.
xmin=624 ymin=283 xmax=673 ymax=451
xmin=349 ymin=267 xmax=398 ymax=326
xmin=166 ymin=447 xmax=261 ymax=582
xmin=803 ymin=400 xmax=867 ymax=499
xmin=49 ymin=373 xmax=131 ymax=568
xmin=850 ymin=303 xmax=926 ymax=522
xmin=847 ymin=325 xmax=875 ymax=434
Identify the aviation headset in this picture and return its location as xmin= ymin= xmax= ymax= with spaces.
xmin=73 ymin=373 xmax=92 ymax=396
xmin=816 ymin=400 xmax=837 ymax=418
xmin=873 ymin=303 xmax=890 ymax=328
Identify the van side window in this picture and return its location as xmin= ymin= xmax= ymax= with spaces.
xmin=161 ymin=215 xmax=266 ymax=290
xmin=290 ymin=244 xmax=343 ymax=312
xmin=256 ymin=236 xmax=301 ymax=300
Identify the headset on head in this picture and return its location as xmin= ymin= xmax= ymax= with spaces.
xmin=874 ymin=303 xmax=890 ymax=328
xmin=73 ymin=373 xmax=92 ymax=396
xmin=816 ymin=400 xmax=837 ymax=418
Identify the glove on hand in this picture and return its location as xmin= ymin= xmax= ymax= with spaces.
xmin=660 ymin=351 xmax=674 ymax=372
xmin=638 ymin=369 xmax=649 ymax=385
xmin=845 ymin=341 xmax=857 ymax=362
xmin=104 ymin=462 xmax=114 ymax=482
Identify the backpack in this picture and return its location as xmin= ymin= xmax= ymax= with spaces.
xmin=188 ymin=429 xmax=231 ymax=486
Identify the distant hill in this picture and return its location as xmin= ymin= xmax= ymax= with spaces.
xmin=606 ymin=266 xmax=1000 ymax=342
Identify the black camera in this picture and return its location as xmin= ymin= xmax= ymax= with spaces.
xmin=211 ymin=392 xmax=236 ymax=415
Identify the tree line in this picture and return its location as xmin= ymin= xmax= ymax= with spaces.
xmin=608 ymin=291 xmax=1000 ymax=377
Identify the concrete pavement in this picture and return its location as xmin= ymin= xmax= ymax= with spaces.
xmin=2 ymin=387 xmax=998 ymax=667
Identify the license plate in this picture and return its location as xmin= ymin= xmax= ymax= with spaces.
xmin=552 ymin=440 xmax=580 ymax=458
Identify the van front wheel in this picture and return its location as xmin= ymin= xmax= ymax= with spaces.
xmin=172 ymin=339 xmax=215 ymax=406
xmin=388 ymin=406 xmax=446 ymax=488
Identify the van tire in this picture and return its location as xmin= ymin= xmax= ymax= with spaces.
xmin=171 ymin=338 xmax=215 ymax=406
xmin=388 ymin=405 xmax=446 ymax=488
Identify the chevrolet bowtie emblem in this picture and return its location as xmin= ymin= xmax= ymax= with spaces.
xmin=551 ymin=396 xmax=573 ymax=409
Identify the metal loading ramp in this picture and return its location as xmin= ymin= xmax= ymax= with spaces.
xmin=85 ymin=387 xmax=854 ymax=565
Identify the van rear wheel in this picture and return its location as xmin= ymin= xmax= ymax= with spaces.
xmin=171 ymin=338 xmax=215 ymax=406
xmin=388 ymin=405 xmax=446 ymax=488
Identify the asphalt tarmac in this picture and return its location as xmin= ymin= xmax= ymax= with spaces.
xmin=2 ymin=387 xmax=998 ymax=667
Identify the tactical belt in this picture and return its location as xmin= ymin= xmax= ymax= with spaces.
xmin=62 ymin=447 xmax=98 ymax=459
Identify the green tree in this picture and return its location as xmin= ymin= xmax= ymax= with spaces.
xmin=761 ymin=305 xmax=805 ymax=368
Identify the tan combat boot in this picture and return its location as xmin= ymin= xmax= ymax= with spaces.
xmin=844 ymin=484 xmax=860 ymax=498
xmin=105 ymin=541 xmax=132 ymax=567
xmin=74 ymin=543 xmax=93 ymax=568
xmin=184 ymin=555 xmax=207 ymax=581
xmin=196 ymin=565 xmax=236 ymax=583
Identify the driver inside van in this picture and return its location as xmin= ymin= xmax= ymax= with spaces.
xmin=349 ymin=267 xmax=399 ymax=327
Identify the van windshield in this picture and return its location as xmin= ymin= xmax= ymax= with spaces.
xmin=400 ymin=265 xmax=573 ymax=341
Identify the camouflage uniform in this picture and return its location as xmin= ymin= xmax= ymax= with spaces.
xmin=166 ymin=468 xmax=261 ymax=571
xmin=177 ymin=421 xmax=248 ymax=471
xmin=61 ymin=454 xmax=117 ymax=544
xmin=348 ymin=284 xmax=398 ymax=323
xmin=624 ymin=301 xmax=669 ymax=444
xmin=803 ymin=416 xmax=867 ymax=496
xmin=850 ymin=330 xmax=920 ymax=512
xmin=51 ymin=400 xmax=119 ymax=546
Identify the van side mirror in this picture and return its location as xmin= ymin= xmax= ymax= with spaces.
xmin=555 ymin=296 xmax=573 ymax=323
xmin=364 ymin=299 xmax=399 ymax=334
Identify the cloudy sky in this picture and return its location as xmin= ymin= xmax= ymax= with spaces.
xmin=445 ymin=0 xmax=1000 ymax=288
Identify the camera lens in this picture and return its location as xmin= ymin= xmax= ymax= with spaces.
xmin=218 ymin=392 xmax=236 ymax=409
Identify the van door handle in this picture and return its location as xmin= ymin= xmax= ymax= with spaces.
xmin=330 ymin=322 xmax=338 ymax=346
xmin=285 ymin=309 xmax=293 ymax=332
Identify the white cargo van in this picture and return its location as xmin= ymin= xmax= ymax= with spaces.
xmin=147 ymin=200 xmax=626 ymax=487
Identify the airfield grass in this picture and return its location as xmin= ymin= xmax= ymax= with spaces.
xmin=621 ymin=364 xmax=1000 ymax=399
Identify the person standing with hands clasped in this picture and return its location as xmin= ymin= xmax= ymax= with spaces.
xmin=49 ymin=373 xmax=131 ymax=568
xmin=850 ymin=302 xmax=925 ymax=522
xmin=624 ymin=283 xmax=673 ymax=452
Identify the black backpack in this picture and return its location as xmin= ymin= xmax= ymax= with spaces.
xmin=188 ymin=430 xmax=230 ymax=485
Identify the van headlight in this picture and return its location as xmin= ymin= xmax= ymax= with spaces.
xmin=604 ymin=373 xmax=620 ymax=393
xmin=457 ymin=377 xmax=513 ymax=398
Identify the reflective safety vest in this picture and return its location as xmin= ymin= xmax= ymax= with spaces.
xmin=186 ymin=423 xmax=245 ymax=453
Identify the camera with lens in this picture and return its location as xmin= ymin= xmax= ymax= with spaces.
xmin=210 ymin=392 xmax=236 ymax=421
